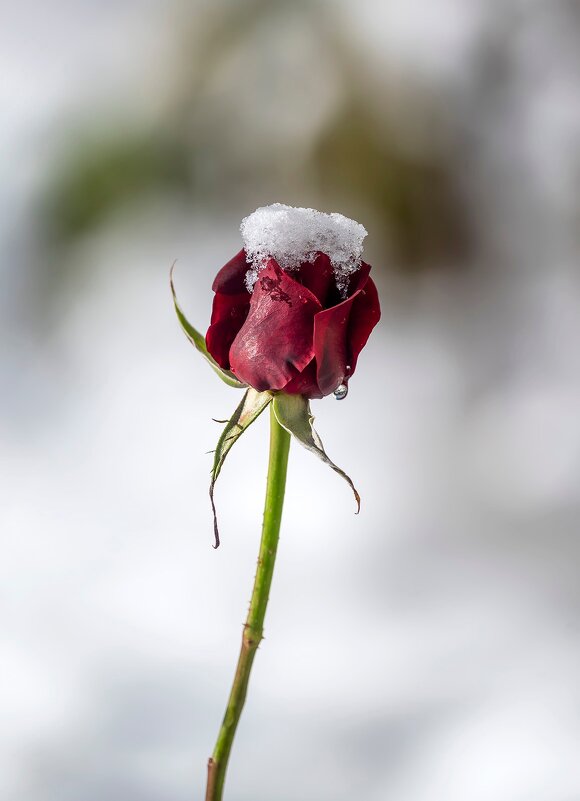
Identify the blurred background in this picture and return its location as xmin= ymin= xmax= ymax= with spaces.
xmin=2 ymin=1 xmax=580 ymax=799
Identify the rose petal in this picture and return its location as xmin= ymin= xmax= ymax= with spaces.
xmin=296 ymin=253 xmax=335 ymax=304
xmin=347 ymin=274 xmax=381 ymax=373
xmin=206 ymin=291 xmax=250 ymax=369
xmin=281 ymin=359 xmax=324 ymax=399
xmin=229 ymin=260 xmax=322 ymax=391
xmin=313 ymin=264 xmax=372 ymax=396
xmin=212 ymin=249 xmax=252 ymax=294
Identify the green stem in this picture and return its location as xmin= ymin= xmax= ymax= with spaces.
xmin=205 ymin=403 xmax=291 ymax=801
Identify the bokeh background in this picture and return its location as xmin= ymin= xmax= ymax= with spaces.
xmin=3 ymin=1 xmax=580 ymax=799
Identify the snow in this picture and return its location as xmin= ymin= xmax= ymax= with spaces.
xmin=240 ymin=203 xmax=367 ymax=294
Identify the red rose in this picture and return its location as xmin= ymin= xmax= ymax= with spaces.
xmin=206 ymin=249 xmax=381 ymax=399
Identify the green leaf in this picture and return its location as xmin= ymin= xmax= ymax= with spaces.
xmin=272 ymin=393 xmax=361 ymax=513
xmin=210 ymin=388 xmax=273 ymax=547
xmin=170 ymin=263 xmax=246 ymax=389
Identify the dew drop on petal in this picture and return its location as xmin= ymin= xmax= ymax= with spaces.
xmin=334 ymin=383 xmax=348 ymax=400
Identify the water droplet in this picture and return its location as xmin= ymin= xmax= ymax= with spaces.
xmin=333 ymin=383 xmax=348 ymax=400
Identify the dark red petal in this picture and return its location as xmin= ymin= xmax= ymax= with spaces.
xmin=212 ymin=249 xmax=252 ymax=295
xmin=312 ymin=264 xmax=371 ymax=396
xmin=313 ymin=304 xmax=352 ymax=396
xmin=281 ymin=359 xmax=324 ymax=399
xmin=347 ymin=261 xmax=372 ymax=296
xmin=321 ymin=260 xmax=371 ymax=311
xmin=206 ymin=292 xmax=250 ymax=369
xmin=296 ymin=253 xmax=335 ymax=305
xmin=346 ymin=275 xmax=381 ymax=373
xmin=229 ymin=260 xmax=322 ymax=392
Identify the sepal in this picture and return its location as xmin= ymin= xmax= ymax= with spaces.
xmin=272 ymin=393 xmax=360 ymax=512
xmin=210 ymin=388 xmax=273 ymax=547
xmin=170 ymin=263 xmax=246 ymax=389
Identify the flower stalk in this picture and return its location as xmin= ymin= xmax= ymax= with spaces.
xmin=171 ymin=204 xmax=380 ymax=798
xmin=205 ymin=404 xmax=291 ymax=801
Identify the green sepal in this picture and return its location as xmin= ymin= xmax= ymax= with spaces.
xmin=210 ymin=388 xmax=273 ymax=547
xmin=170 ymin=263 xmax=246 ymax=389
xmin=272 ymin=393 xmax=361 ymax=513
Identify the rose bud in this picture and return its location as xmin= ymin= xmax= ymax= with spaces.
xmin=205 ymin=204 xmax=381 ymax=399
xmin=170 ymin=204 xmax=381 ymax=545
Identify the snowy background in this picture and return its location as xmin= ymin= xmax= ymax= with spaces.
xmin=2 ymin=1 xmax=580 ymax=799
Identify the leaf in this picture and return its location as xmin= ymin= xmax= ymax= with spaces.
xmin=170 ymin=262 xmax=246 ymax=389
xmin=272 ymin=393 xmax=360 ymax=513
xmin=210 ymin=388 xmax=273 ymax=547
